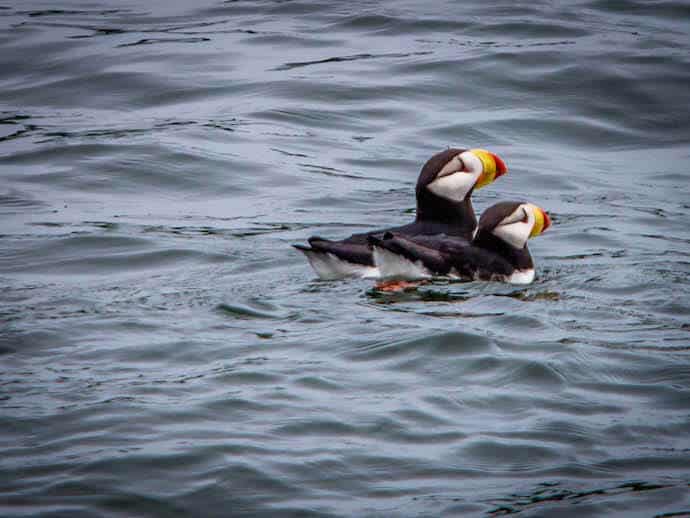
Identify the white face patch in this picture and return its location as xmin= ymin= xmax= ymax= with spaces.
xmin=491 ymin=204 xmax=535 ymax=249
xmin=426 ymin=151 xmax=482 ymax=203
xmin=457 ymin=150 xmax=484 ymax=175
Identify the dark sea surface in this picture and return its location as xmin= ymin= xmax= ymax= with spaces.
xmin=2 ymin=1 xmax=690 ymax=516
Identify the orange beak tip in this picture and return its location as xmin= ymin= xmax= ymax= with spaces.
xmin=490 ymin=153 xmax=508 ymax=176
xmin=542 ymin=209 xmax=552 ymax=232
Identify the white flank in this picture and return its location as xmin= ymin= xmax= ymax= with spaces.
xmin=506 ymin=269 xmax=535 ymax=284
xmin=372 ymin=247 xmax=432 ymax=280
xmin=303 ymin=251 xmax=379 ymax=280
xmin=447 ymin=267 xmax=463 ymax=280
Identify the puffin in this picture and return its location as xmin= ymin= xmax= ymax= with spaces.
xmin=293 ymin=148 xmax=508 ymax=279
xmin=369 ymin=201 xmax=551 ymax=285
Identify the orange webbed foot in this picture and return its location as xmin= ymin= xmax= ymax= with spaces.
xmin=374 ymin=279 xmax=423 ymax=292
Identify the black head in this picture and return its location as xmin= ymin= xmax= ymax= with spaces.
xmin=477 ymin=201 xmax=526 ymax=235
xmin=474 ymin=200 xmax=551 ymax=270
xmin=414 ymin=148 xmax=508 ymax=232
xmin=415 ymin=148 xmax=466 ymax=192
xmin=414 ymin=148 xmax=473 ymax=231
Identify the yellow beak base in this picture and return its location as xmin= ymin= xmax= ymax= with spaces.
xmin=469 ymin=149 xmax=497 ymax=189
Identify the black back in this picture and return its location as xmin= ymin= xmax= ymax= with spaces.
xmin=295 ymin=148 xmax=482 ymax=269
xmin=372 ymin=201 xmax=537 ymax=279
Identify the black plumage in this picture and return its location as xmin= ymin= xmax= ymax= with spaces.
xmin=293 ymin=148 xmax=498 ymax=276
xmin=370 ymin=201 xmax=547 ymax=283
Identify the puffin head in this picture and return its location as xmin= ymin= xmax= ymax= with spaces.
xmin=420 ymin=148 xmax=507 ymax=203
xmin=478 ymin=201 xmax=551 ymax=249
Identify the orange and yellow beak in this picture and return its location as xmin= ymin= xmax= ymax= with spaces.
xmin=469 ymin=149 xmax=508 ymax=189
xmin=527 ymin=204 xmax=551 ymax=238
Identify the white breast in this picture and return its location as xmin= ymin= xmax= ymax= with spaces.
xmin=505 ymin=269 xmax=535 ymax=284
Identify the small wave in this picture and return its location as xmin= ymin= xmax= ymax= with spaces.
xmin=273 ymin=51 xmax=432 ymax=71
xmin=117 ymin=37 xmax=210 ymax=48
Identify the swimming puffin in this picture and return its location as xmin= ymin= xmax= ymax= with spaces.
xmin=369 ymin=201 xmax=551 ymax=285
xmin=293 ymin=148 xmax=507 ymax=279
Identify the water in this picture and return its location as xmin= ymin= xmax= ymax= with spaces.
xmin=1 ymin=1 xmax=690 ymax=516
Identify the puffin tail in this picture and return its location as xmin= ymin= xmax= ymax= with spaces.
xmin=293 ymin=237 xmax=378 ymax=280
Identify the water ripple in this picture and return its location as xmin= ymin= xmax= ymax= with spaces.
xmin=1 ymin=0 xmax=689 ymax=516
xmin=273 ymin=51 xmax=432 ymax=71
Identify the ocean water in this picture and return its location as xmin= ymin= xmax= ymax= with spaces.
xmin=1 ymin=1 xmax=690 ymax=516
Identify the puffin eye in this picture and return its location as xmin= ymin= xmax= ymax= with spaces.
xmin=521 ymin=209 xmax=529 ymax=223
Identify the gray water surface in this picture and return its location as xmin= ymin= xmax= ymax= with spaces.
xmin=2 ymin=1 xmax=690 ymax=516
